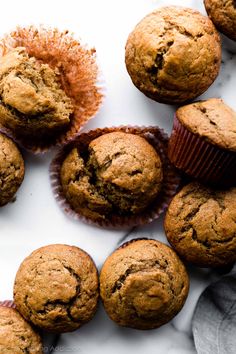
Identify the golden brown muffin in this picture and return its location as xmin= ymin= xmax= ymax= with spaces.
xmin=60 ymin=132 xmax=163 ymax=221
xmin=0 ymin=306 xmax=42 ymax=354
xmin=0 ymin=48 xmax=72 ymax=138
xmin=0 ymin=132 xmax=24 ymax=205
xmin=204 ymin=0 xmax=236 ymax=41
xmin=168 ymin=98 xmax=236 ymax=186
xmin=14 ymin=244 xmax=99 ymax=333
xmin=125 ymin=6 xmax=221 ymax=104
xmin=164 ymin=182 xmax=236 ymax=267
xmin=100 ymin=239 xmax=189 ymax=330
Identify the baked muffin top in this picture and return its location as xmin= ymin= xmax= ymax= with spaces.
xmin=164 ymin=182 xmax=236 ymax=267
xmin=176 ymin=98 xmax=236 ymax=151
xmin=0 ymin=47 xmax=72 ymax=138
xmin=0 ymin=306 xmax=42 ymax=354
xmin=14 ymin=244 xmax=99 ymax=333
xmin=0 ymin=133 xmax=24 ymax=206
xmin=60 ymin=132 xmax=163 ymax=221
xmin=100 ymin=239 xmax=189 ymax=329
xmin=125 ymin=6 xmax=221 ymax=104
xmin=204 ymin=0 xmax=236 ymax=41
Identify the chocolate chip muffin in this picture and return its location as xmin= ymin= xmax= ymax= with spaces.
xmin=164 ymin=182 xmax=236 ymax=268
xmin=0 ymin=306 xmax=42 ymax=353
xmin=125 ymin=6 xmax=221 ymax=104
xmin=204 ymin=0 xmax=236 ymax=41
xmin=60 ymin=131 xmax=163 ymax=222
xmin=168 ymin=98 xmax=236 ymax=186
xmin=0 ymin=133 xmax=24 ymax=205
xmin=14 ymin=244 xmax=99 ymax=333
xmin=0 ymin=47 xmax=72 ymax=139
xmin=100 ymin=239 xmax=189 ymax=330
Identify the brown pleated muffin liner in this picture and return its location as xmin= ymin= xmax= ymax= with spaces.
xmin=0 ymin=300 xmax=16 ymax=308
xmin=0 ymin=26 xmax=104 ymax=153
xmin=168 ymin=115 xmax=236 ymax=187
xmin=50 ymin=126 xmax=181 ymax=229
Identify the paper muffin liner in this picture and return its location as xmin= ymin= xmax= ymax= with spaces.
xmin=0 ymin=300 xmax=16 ymax=308
xmin=117 ymin=237 xmax=149 ymax=250
xmin=0 ymin=26 xmax=104 ymax=153
xmin=50 ymin=125 xmax=181 ymax=229
xmin=168 ymin=115 xmax=236 ymax=187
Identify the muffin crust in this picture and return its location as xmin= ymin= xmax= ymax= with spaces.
xmin=0 ymin=133 xmax=24 ymax=205
xmin=0 ymin=306 xmax=42 ymax=354
xmin=100 ymin=239 xmax=189 ymax=329
xmin=125 ymin=6 xmax=221 ymax=104
xmin=164 ymin=182 xmax=236 ymax=267
xmin=14 ymin=244 xmax=99 ymax=333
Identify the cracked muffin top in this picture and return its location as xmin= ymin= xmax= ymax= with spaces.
xmin=100 ymin=239 xmax=189 ymax=329
xmin=13 ymin=244 xmax=99 ymax=333
xmin=125 ymin=6 xmax=221 ymax=104
xmin=0 ymin=306 xmax=42 ymax=354
xmin=164 ymin=182 xmax=236 ymax=267
xmin=60 ymin=131 xmax=163 ymax=222
xmin=0 ymin=47 xmax=72 ymax=139
xmin=176 ymin=98 xmax=236 ymax=152
xmin=0 ymin=132 xmax=24 ymax=206
xmin=204 ymin=0 xmax=236 ymax=41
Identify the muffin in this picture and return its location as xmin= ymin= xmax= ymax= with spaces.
xmin=0 ymin=306 xmax=42 ymax=353
xmin=168 ymin=98 xmax=236 ymax=186
xmin=0 ymin=26 xmax=103 ymax=152
xmin=60 ymin=131 xmax=163 ymax=221
xmin=164 ymin=182 xmax=236 ymax=268
xmin=100 ymin=239 xmax=189 ymax=330
xmin=0 ymin=132 xmax=24 ymax=205
xmin=0 ymin=48 xmax=73 ymax=138
xmin=204 ymin=0 xmax=236 ymax=41
xmin=51 ymin=126 xmax=181 ymax=228
xmin=125 ymin=6 xmax=221 ymax=104
xmin=14 ymin=244 xmax=99 ymax=333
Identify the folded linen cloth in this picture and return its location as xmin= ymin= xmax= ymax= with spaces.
xmin=192 ymin=266 xmax=236 ymax=354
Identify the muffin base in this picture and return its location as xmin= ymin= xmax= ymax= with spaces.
xmin=50 ymin=126 xmax=181 ymax=228
xmin=168 ymin=115 xmax=236 ymax=187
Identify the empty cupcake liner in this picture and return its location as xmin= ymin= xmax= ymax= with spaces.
xmin=50 ymin=125 xmax=181 ymax=229
xmin=0 ymin=26 xmax=104 ymax=153
xmin=168 ymin=115 xmax=236 ymax=187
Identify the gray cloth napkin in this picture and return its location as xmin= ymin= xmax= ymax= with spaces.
xmin=192 ymin=266 xmax=236 ymax=354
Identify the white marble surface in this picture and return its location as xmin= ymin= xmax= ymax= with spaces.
xmin=0 ymin=0 xmax=235 ymax=353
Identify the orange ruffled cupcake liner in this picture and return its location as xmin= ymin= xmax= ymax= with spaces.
xmin=50 ymin=126 xmax=181 ymax=229
xmin=0 ymin=26 xmax=104 ymax=153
